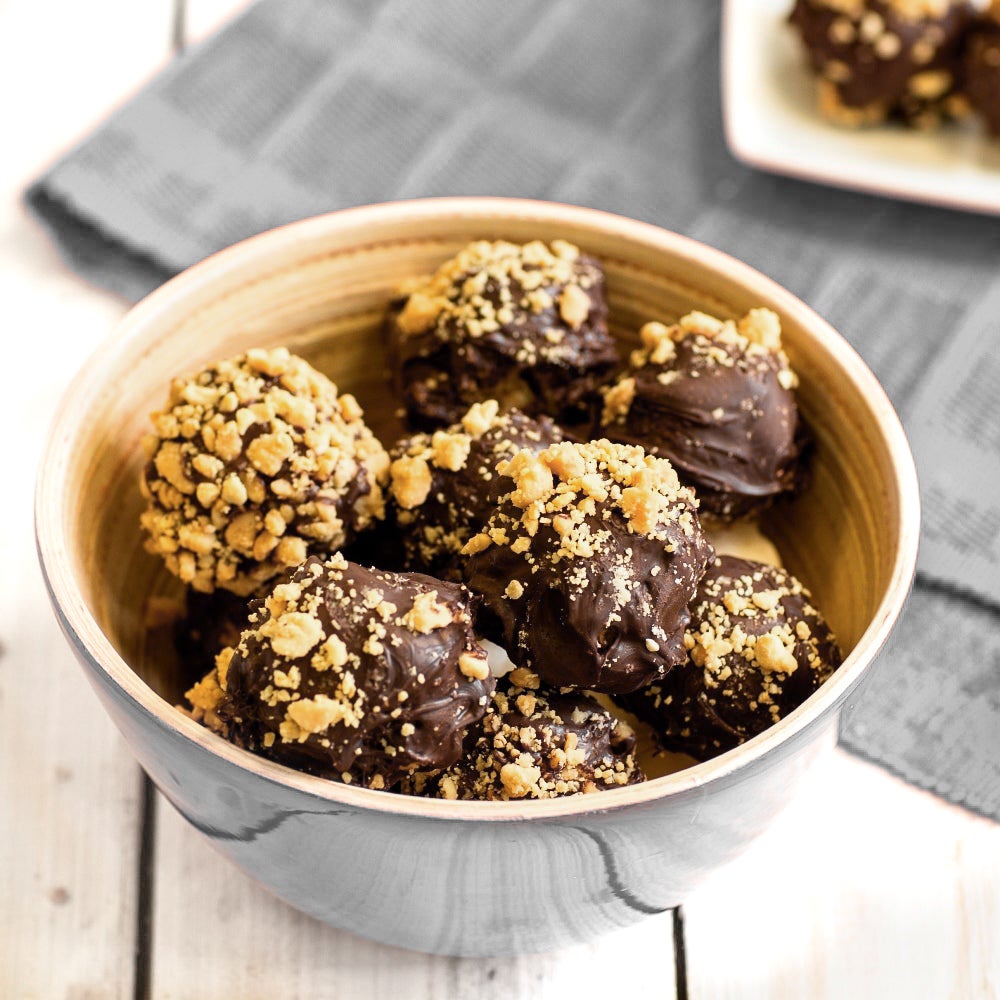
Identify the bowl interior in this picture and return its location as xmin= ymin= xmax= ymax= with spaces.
xmin=45 ymin=201 xmax=913 ymax=788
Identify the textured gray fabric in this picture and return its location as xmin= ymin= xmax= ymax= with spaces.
xmin=25 ymin=0 xmax=1000 ymax=818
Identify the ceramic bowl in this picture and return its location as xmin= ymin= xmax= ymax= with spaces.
xmin=36 ymin=197 xmax=920 ymax=956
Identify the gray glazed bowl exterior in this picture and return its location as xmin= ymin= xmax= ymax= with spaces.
xmin=36 ymin=198 xmax=920 ymax=957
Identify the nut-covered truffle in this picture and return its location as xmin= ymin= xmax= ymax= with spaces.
xmin=408 ymin=669 xmax=643 ymax=800
xmin=788 ymin=0 xmax=973 ymax=129
xmin=201 ymin=555 xmax=494 ymax=789
xmin=598 ymin=309 xmax=805 ymax=521
xmin=387 ymin=400 xmax=563 ymax=578
xmin=461 ymin=440 xmax=714 ymax=695
xmin=621 ymin=555 xmax=841 ymax=759
xmin=140 ymin=348 xmax=390 ymax=596
xmin=386 ymin=239 xmax=619 ymax=429
xmin=963 ymin=4 xmax=1000 ymax=136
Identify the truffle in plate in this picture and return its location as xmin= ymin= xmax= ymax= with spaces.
xmin=386 ymin=239 xmax=619 ymax=429
xmin=140 ymin=348 xmax=389 ymax=597
xmin=462 ymin=439 xmax=714 ymax=695
xmin=598 ymin=309 xmax=805 ymax=521
xmin=621 ymin=555 xmax=841 ymax=760
xmin=408 ymin=668 xmax=643 ymax=800
xmin=386 ymin=400 xmax=563 ymax=579
xmin=788 ymin=0 xmax=973 ymax=129
xmin=187 ymin=554 xmax=494 ymax=789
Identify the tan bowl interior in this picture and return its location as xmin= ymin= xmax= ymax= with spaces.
xmin=48 ymin=201 xmax=914 ymax=784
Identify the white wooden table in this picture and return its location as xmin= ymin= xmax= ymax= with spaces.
xmin=3 ymin=2 xmax=998 ymax=996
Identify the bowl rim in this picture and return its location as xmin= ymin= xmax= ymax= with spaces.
xmin=35 ymin=196 xmax=920 ymax=822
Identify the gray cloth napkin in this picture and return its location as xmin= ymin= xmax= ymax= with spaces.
xmin=27 ymin=0 xmax=1000 ymax=820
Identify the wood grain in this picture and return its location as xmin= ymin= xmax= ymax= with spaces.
xmin=683 ymin=748 xmax=1000 ymax=1000
xmin=0 ymin=2 xmax=174 ymax=996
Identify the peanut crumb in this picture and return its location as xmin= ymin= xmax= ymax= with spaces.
xmin=403 ymin=591 xmax=454 ymax=633
xmin=459 ymin=650 xmax=490 ymax=680
xmin=558 ymin=284 xmax=591 ymax=330
xmin=390 ymin=454 xmax=433 ymax=510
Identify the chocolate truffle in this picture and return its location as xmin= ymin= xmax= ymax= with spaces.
xmin=598 ymin=309 xmax=804 ymax=521
xmin=140 ymin=348 xmax=389 ymax=596
xmin=204 ymin=554 xmax=494 ymax=789
xmin=621 ymin=555 xmax=841 ymax=760
xmin=462 ymin=440 xmax=714 ymax=695
xmin=386 ymin=239 xmax=619 ymax=429
xmin=409 ymin=668 xmax=643 ymax=800
xmin=387 ymin=400 xmax=563 ymax=579
xmin=963 ymin=4 xmax=1000 ymax=136
xmin=788 ymin=0 xmax=972 ymax=129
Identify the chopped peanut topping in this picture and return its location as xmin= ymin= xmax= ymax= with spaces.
xmin=389 ymin=455 xmax=433 ymax=510
xmin=500 ymin=761 xmax=542 ymax=798
xmin=390 ymin=240 xmax=600 ymax=371
xmin=459 ymin=650 xmax=490 ymax=681
xmin=140 ymin=349 xmax=388 ymax=596
xmin=403 ymin=591 xmax=454 ymax=633
xmin=420 ymin=683 xmax=641 ymax=801
xmin=558 ymin=284 xmax=591 ymax=329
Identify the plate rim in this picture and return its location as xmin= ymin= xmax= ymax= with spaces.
xmin=720 ymin=0 xmax=1000 ymax=217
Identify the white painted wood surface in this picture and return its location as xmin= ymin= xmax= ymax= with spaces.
xmin=0 ymin=2 xmax=173 ymax=997
xmin=3 ymin=1 xmax=998 ymax=997
xmin=685 ymin=751 xmax=1000 ymax=1000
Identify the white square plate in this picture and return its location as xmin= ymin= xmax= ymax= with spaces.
xmin=722 ymin=0 xmax=1000 ymax=215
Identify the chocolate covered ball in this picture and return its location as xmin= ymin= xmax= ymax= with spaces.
xmin=598 ymin=309 xmax=804 ymax=521
xmin=963 ymin=4 xmax=1000 ymax=136
xmin=789 ymin=0 xmax=972 ymax=129
xmin=462 ymin=440 xmax=714 ymax=695
xmin=140 ymin=348 xmax=390 ymax=596
xmin=621 ymin=555 xmax=841 ymax=760
xmin=386 ymin=239 xmax=619 ymax=429
xmin=203 ymin=554 xmax=495 ymax=789
xmin=387 ymin=400 xmax=563 ymax=579
xmin=410 ymin=669 xmax=643 ymax=800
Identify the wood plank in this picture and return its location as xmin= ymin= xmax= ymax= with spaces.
xmin=0 ymin=1 xmax=175 ymax=996
xmin=148 ymin=790 xmax=678 ymax=999
xmin=0 ymin=260 xmax=144 ymax=995
xmin=682 ymin=748 xmax=1000 ymax=1000
xmin=2 ymin=0 xmax=175 ymax=194
xmin=0 ymin=239 xmax=141 ymax=999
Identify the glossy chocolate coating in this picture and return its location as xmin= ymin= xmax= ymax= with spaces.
xmin=788 ymin=0 xmax=972 ymax=128
xmin=964 ymin=8 xmax=1000 ymax=136
xmin=216 ymin=555 xmax=494 ymax=789
xmin=621 ymin=555 xmax=841 ymax=760
xmin=409 ymin=672 xmax=643 ymax=800
xmin=387 ymin=402 xmax=563 ymax=580
xmin=599 ymin=311 xmax=805 ymax=520
xmin=386 ymin=240 xmax=619 ymax=430
xmin=462 ymin=440 xmax=714 ymax=695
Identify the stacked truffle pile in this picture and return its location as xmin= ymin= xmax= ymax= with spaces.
xmin=140 ymin=239 xmax=842 ymax=801
xmin=788 ymin=0 xmax=1000 ymax=137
